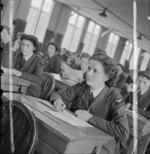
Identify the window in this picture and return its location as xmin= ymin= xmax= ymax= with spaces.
xmin=105 ymin=32 xmax=120 ymax=58
xmin=82 ymin=21 xmax=101 ymax=55
xmin=61 ymin=12 xmax=85 ymax=52
xmin=120 ymin=41 xmax=133 ymax=65
xmin=140 ymin=53 xmax=150 ymax=71
xmin=25 ymin=0 xmax=54 ymax=42
xmin=129 ymin=47 xmax=141 ymax=70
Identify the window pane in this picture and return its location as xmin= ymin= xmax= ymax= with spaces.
xmin=93 ymin=25 xmax=101 ymax=36
xmin=35 ymin=12 xmax=49 ymax=42
xmin=69 ymin=13 xmax=77 ymax=25
xmin=129 ymin=47 xmax=141 ymax=70
xmin=140 ymin=53 xmax=150 ymax=71
xmin=88 ymin=35 xmax=97 ymax=55
xmin=31 ymin=0 xmax=43 ymax=8
xmin=25 ymin=8 xmax=39 ymax=34
xmin=61 ymin=25 xmax=74 ymax=50
xmin=76 ymin=16 xmax=85 ymax=28
xmin=126 ymin=43 xmax=133 ymax=60
xmin=87 ymin=21 xmax=94 ymax=33
xmin=69 ymin=28 xmax=82 ymax=52
xmin=42 ymin=0 xmax=54 ymax=13
xmin=120 ymin=41 xmax=133 ymax=65
xmin=83 ymin=33 xmax=91 ymax=53
xmin=108 ymin=32 xmax=115 ymax=43
xmin=105 ymin=33 xmax=120 ymax=58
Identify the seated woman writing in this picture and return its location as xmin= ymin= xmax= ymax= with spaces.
xmin=126 ymin=71 xmax=150 ymax=119
xmin=50 ymin=53 xmax=129 ymax=152
xmin=4 ymin=34 xmax=43 ymax=98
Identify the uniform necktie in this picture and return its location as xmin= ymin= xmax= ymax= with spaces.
xmin=89 ymin=92 xmax=94 ymax=106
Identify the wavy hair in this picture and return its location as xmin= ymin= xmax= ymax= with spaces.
xmin=91 ymin=52 xmax=118 ymax=87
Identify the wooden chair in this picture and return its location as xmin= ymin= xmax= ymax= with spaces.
xmin=40 ymin=72 xmax=56 ymax=100
xmin=0 ymin=100 xmax=38 ymax=154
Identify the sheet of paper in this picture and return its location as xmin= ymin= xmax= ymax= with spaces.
xmin=51 ymin=73 xmax=62 ymax=81
xmin=44 ymin=109 xmax=93 ymax=127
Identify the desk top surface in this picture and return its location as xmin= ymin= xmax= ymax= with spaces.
xmin=1 ymin=74 xmax=36 ymax=86
xmin=4 ymin=93 xmax=114 ymax=143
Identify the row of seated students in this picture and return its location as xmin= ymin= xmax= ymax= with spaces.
xmin=1 ymin=26 xmax=150 ymax=153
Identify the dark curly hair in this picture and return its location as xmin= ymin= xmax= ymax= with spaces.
xmin=90 ymin=53 xmax=118 ymax=87
xmin=21 ymin=34 xmax=39 ymax=53
xmin=47 ymin=41 xmax=59 ymax=53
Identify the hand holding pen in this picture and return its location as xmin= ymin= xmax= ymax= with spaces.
xmin=53 ymin=99 xmax=66 ymax=112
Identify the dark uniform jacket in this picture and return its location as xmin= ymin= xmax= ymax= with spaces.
xmin=44 ymin=54 xmax=62 ymax=73
xmin=128 ymin=88 xmax=150 ymax=119
xmin=50 ymin=81 xmax=129 ymax=143
xmin=14 ymin=53 xmax=43 ymax=97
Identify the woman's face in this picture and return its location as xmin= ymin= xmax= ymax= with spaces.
xmin=48 ymin=44 xmax=56 ymax=58
xmin=21 ymin=39 xmax=35 ymax=56
xmin=137 ymin=76 xmax=150 ymax=94
xmin=86 ymin=59 xmax=108 ymax=88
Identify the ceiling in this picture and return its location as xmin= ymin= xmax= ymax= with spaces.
xmin=57 ymin=0 xmax=150 ymax=53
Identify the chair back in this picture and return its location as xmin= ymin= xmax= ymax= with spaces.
xmin=40 ymin=72 xmax=56 ymax=100
xmin=1 ymin=100 xmax=38 ymax=154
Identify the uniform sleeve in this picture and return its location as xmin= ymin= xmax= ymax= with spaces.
xmin=21 ymin=59 xmax=43 ymax=84
xmin=89 ymin=99 xmax=129 ymax=142
xmin=50 ymin=82 xmax=85 ymax=105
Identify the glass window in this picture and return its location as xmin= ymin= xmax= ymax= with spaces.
xmin=129 ymin=47 xmax=141 ymax=70
xmin=61 ymin=13 xmax=85 ymax=52
xmin=25 ymin=0 xmax=54 ymax=42
xmin=140 ymin=53 xmax=150 ymax=71
xmin=82 ymin=22 xmax=101 ymax=55
xmin=87 ymin=21 xmax=95 ymax=33
xmin=31 ymin=0 xmax=43 ymax=8
xmin=120 ymin=41 xmax=133 ymax=65
xmin=42 ymin=0 xmax=53 ymax=13
xmin=25 ymin=8 xmax=39 ymax=35
xmin=105 ymin=32 xmax=120 ymax=58
xmin=69 ymin=13 xmax=78 ymax=25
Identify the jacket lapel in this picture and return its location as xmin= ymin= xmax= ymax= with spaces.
xmin=88 ymin=86 xmax=109 ymax=111
xmin=22 ymin=54 xmax=36 ymax=71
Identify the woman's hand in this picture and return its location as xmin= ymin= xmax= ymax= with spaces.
xmin=53 ymin=99 xmax=66 ymax=112
xmin=75 ymin=110 xmax=93 ymax=122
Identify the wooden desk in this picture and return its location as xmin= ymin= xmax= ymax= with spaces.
xmin=4 ymin=93 xmax=115 ymax=154
xmin=125 ymin=109 xmax=150 ymax=154
xmin=1 ymin=74 xmax=36 ymax=94
xmin=51 ymin=73 xmax=77 ymax=90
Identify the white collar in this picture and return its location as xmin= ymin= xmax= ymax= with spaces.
xmin=24 ymin=52 xmax=33 ymax=61
xmin=90 ymin=85 xmax=105 ymax=98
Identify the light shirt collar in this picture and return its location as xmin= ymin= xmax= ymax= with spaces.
xmin=24 ymin=52 xmax=33 ymax=61
xmin=90 ymin=85 xmax=105 ymax=98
